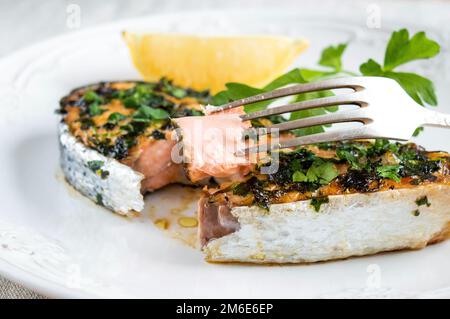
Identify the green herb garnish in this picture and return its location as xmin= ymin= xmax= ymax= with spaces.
xmin=84 ymin=90 xmax=103 ymax=103
xmin=96 ymin=193 xmax=104 ymax=206
xmin=108 ymin=112 xmax=126 ymax=125
xmin=413 ymin=127 xmax=425 ymax=137
xmin=85 ymin=90 xmax=105 ymax=116
xmin=292 ymin=171 xmax=308 ymax=182
xmin=376 ymin=165 xmax=401 ymax=183
xmin=336 ymin=144 xmax=367 ymax=169
xmin=147 ymin=107 xmax=170 ymax=120
xmin=291 ymin=159 xmax=338 ymax=185
xmin=87 ymin=160 xmax=104 ymax=172
xmin=310 ymin=196 xmax=329 ymax=212
xmin=232 ymin=183 xmax=251 ymax=196
xmin=171 ymin=88 xmax=187 ymax=99
xmin=87 ymin=160 xmax=109 ymax=179
xmin=318 ymin=43 xmax=348 ymax=72
xmin=212 ymin=29 xmax=440 ymax=137
xmin=123 ymin=95 xmax=141 ymax=109
xmin=88 ymin=103 xmax=104 ymax=116
xmin=416 ymin=196 xmax=431 ymax=207
xmin=132 ymin=105 xmax=170 ymax=122
xmin=360 ymin=29 xmax=439 ymax=108
xmin=307 ymin=160 xmax=339 ymax=185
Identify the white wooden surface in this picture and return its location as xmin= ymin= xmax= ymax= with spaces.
xmin=0 ymin=0 xmax=448 ymax=299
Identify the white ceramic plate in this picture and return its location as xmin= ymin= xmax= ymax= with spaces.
xmin=1 ymin=9 xmax=450 ymax=298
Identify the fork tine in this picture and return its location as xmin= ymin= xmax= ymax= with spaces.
xmin=240 ymin=93 xmax=364 ymax=121
xmin=277 ymin=128 xmax=408 ymax=150
xmin=210 ymin=77 xmax=366 ymax=113
xmin=278 ymin=128 xmax=372 ymax=149
xmin=266 ymin=109 xmax=371 ymax=133
xmin=239 ymin=127 xmax=371 ymax=155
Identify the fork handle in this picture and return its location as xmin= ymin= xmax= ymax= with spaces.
xmin=423 ymin=110 xmax=450 ymax=128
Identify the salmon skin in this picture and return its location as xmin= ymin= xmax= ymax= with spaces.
xmin=59 ymin=123 xmax=144 ymax=214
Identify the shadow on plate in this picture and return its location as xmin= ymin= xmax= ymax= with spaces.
xmin=12 ymin=131 xmax=61 ymax=212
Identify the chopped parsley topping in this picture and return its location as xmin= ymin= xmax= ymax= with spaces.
xmin=416 ymin=196 xmax=431 ymax=207
xmin=306 ymin=160 xmax=339 ymax=185
xmin=292 ymin=171 xmax=307 ymax=183
xmin=96 ymin=194 xmax=103 ymax=206
xmin=87 ymin=160 xmax=104 ymax=172
xmin=310 ymin=196 xmax=329 ymax=212
xmin=88 ymin=103 xmax=104 ymax=116
xmin=86 ymin=160 xmax=109 ymax=179
xmin=232 ymin=183 xmax=251 ymax=196
xmin=84 ymin=90 xmax=103 ymax=103
xmin=227 ymin=139 xmax=447 ymax=208
xmin=132 ymin=105 xmax=170 ymax=122
xmin=292 ymin=159 xmax=338 ymax=185
xmin=107 ymin=112 xmax=126 ymax=125
xmin=412 ymin=209 xmax=421 ymax=217
xmin=171 ymin=88 xmax=187 ymax=99
xmin=376 ymin=165 xmax=401 ymax=183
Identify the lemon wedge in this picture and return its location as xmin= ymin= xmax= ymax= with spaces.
xmin=123 ymin=32 xmax=308 ymax=93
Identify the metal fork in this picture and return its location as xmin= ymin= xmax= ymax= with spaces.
xmin=210 ymin=76 xmax=450 ymax=153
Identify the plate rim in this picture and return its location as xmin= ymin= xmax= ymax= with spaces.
xmin=1 ymin=8 xmax=449 ymax=299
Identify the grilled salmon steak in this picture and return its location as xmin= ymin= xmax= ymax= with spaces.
xmin=198 ymin=140 xmax=450 ymax=263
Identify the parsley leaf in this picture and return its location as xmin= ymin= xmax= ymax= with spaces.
xmin=413 ymin=127 xmax=424 ymax=137
xmin=291 ymin=159 xmax=338 ymax=185
xmin=87 ymin=160 xmax=104 ymax=172
xmin=107 ymin=112 xmax=126 ymax=125
xmin=310 ymin=196 xmax=329 ymax=212
xmin=289 ymin=90 xmax=338 ymax=136
xmin=84 ymin=90 xmax=103 ymax=103
xmin=359 ymin=59 xmax=383 ymax=76
xmin=292 ymin=171 xmax=308 ymax=182
xmin=88 ymin=103 xmax=104 ymax=116
xmin=299 ymin=69 xmax=336 ymax=81
xmin=383 ymin=71 xmax=437 ymax=106
xmin=219 ymin=83 xmax=266 ymax=113
xmin=264 ymin=68 xmax=305 ymax=91
xmin=171 ymin=88 xmax=187 ymax=99
xmin=376 ymin=165 xmax=401 ymax=182
xmin=370 ymin=139 xmax=399 ymax=156
xmin=132 ymin=105 xmax=170 ymax=122
xmin=212 ymin=69 xmax=306 ymax=113
xmin=384 ymin=29 xmax=440 ymax=71
xmin=212 ymin=67 xmax=339 ymax=133
xmin=307 ymin=160 xmax=339 ymax=185
xmin=336 ymin=143 xmax=368 ymax=169
xmin=360 ymin=29 xmax=439 ymax=108
xmin=319 ymin=43 xmax=348 ymax=72
xmin=147 ymin=107 xmax=170 ymax=120
xmin=212 ymin=30 xmax=440 ymax=139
